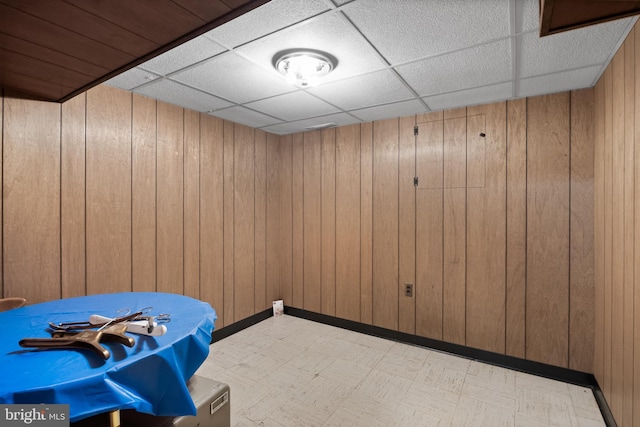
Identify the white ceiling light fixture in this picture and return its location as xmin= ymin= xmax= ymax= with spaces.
xmin=273 ymin=49 xmax=337 ymax=87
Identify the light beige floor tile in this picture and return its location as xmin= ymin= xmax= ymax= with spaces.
xmin=416 ymin=361 xmax=468 ymax=394
xmin=452 ymin=395 xmax=516 ymax=426
xmin=319 ymin=357 xmax=372 ymax=387
xmin=394 ymin=402 xmax=453 ymax=427
xmin=228 ymin=353 xmax=281 ymax=382
xmin=460 ymin=381 xmax=517 ymax=410
xmin=338 ymin=342 xmax=387 ymax=368
xmin=268 ymin=395 xmax=334 ymax=427
xmin=260 ymin=362 xmax=317 ymax=393
xmin=323 ymin=389 xmax=397 ymax=427
xmin=465 ymin=360 xmax=516 ymax=394
xmin=403 ymin=380 xmax=460 ymax=420
xmin=374 ymin=350 xmax=425 ymax=380
xmin=287 ymin=347 xmax=335 ymax=374
xmin=293 ymin=375 xmax=355 ymax=415
xmin=257 ymin=338 xmax=305 ymax=363
xmin=355 ymin=368 xmax=412 ymax=403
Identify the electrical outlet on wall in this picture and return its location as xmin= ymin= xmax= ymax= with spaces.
xmin=404 ymin=283 xmax=413 ymax=297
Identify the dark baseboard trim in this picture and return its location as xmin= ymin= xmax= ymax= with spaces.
xmin=593 ymin=388 xmax=618 ymax=427
xmin=210 ymin=307 xmax=272 ymax=343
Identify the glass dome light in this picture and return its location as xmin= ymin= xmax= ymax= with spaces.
xmin=273 ymin=49 xmax=337 ymax=87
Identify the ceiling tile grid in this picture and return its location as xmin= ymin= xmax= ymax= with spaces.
xmin=105 ymin=0 xmax=637 ymax=135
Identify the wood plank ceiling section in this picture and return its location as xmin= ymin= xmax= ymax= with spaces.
xmin=0 ymin=0 xmax=270 ymax=102
xmin=540 ymin=0 xmax=640 ymax=36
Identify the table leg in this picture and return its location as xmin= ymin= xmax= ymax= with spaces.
xmin=109 ymin=410 xmax=121 ymax=427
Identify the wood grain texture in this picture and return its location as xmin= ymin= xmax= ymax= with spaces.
xmin=398 ymin=115 xmax=416 ymax=334
xmin=279 ymin=135 xmax=293 ymax=305
xmin=254 ymin=130 xmax=267 ymax=312
xmin=506 ymin=98 xmax=527 ymax=358
xmin=372 ymin=118 xmax=399 ymax=330
xmin=184 ymin=109 xmax=200 ymax=300
xmin=132 ymin=94 xmax=157 ymax=293
xmin=3 ymin=96 xmax=61 ymax=304
xmin=292 ymin=133 xmax=304 ymax=308
xmin=266 ymin=133 xmax=281 ymax=304
xmin=526 ymin=93 xmax=570 ymax=367
xmin=621 ymin=31 xmax=635 ymax=427
xmin=443 ymin=117 xmax=466 ymax=345
xmin=466 ymin=102 xmax=506 ymax=354
xmin=417 ymin=120 xmax=443 ymax=188
xmin=610 ymin=49 xmax=624 ymax=419
xmin=200 ymin=115 xmax=224 ymax=319
xmin=85 ymin=85 xmax=131 ymax=295
xmin=156 ymin=102 xmax=184 ymax=295
xmin=602 ymin=65 xmax=613 ymax=401
xmin=360 ymin=122 xmax=373 ymax=324
xmin=336 ymin=124 xmax=361 ymax=322
xmin=416 ymin=188 xmax=443 ymax=339
xmin=234 ymin=124 xmax=255 ymax=321
xmin=303 ymin=131 xmax=322 ymax=313
xmin=223 ymin=120 xmax=235 ymax=327
xmin=321 ymin=128 xmax=336 ymax=316
xmin=467 ymin=114 xmax=486 ymax=188
xmin=61 ymin=93 xmax=86 ymax=298
xmin=634 ymin=24 xmax=640 ymax=427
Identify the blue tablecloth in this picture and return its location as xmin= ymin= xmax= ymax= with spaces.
xmin=0 ymin=292 xmax=216 ymax=422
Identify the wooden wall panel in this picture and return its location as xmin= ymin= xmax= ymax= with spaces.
xmin=254 ymin=130 xmax=267 ymax=312
xmin=634 ymin=23 xmax=640 ymax=427
xmin=360 ymin=122 xmax=373 ymax=324
xmin=467 ymin=115 xmax=487 ymax=188
xmin=398 ymin=115 xmax=416 ymax=334
xmin=223 ymin=120 xmax=234 ymax=327
xmin=234 ymin=124 xmax=255 ymax=321
xmin=3 ymin=96 xmax=61 ymax=304
xmin=184 ymin=109 xmax=200 ymax=300
xmin=506 ymin=98 xmax=527 ymax=358
xmin=132 ymin=94 xmax=156 ymax=293
xmin=200 ymin=115 xmax=224 ymax=318
xmin=303 ymin=131 xmax=322 ymax=313
xmin=417 ymin=120 xmax=443 ymax=188
xmin=266 ymin=133 xmax=280 ymax=305
xmin=336 ymin=124 xmax=361 ymax=322
xmin=292 ymin=134 xmax=304 ymax=308
xmin=321 ymin=128 xmax=336 ymax=316
xmin=156 ymin=102 xmax=184 ymax=295
xmin=443 ymin=116 xmax=466 ymax=345
xmin=0 ymin=92 xmax=3 ymax=298
xmin=526 ymin=93 xmax=570 ymax=367
xmin=603 ymin=66 xmax=613 ymax=400
xmin=280 ymin=135 xmax=293 ymax=305
xmin=61 ymin=93 xmax=86 ymax=299
xmin=85 ymin=85 xmax=131 ymax=295
xmin=569 ymin=89 xmax=595 ymax=374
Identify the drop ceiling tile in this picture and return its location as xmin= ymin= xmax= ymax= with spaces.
xmin=138 ymin=36 xmax=227 ymax=76
xmin=261 ymin=112 xmax=361 ymax=135
xmin=396 ymin=39 xmax=512 ymax=97
xmin=423 ymin=81 xmax=513 ymax=111
xmin=307 ymin=69 xmax=414 ymax=111
xmin=134 ymin=79 xmax=233 ymax=112
xmin=341 ymin=0 xmax=510 ymax=64
xmin=350 ymin=99 xmax=426 ymax=122
xmin=172 ymin=52 xmax=296 ymax=103
xmin=515 ymin=0 xmax=538 ymax=34
xmin=206 ymin=0 xmax=330 ymax=48
xmin=517 ymin=65 xmax=603 ymax=98
xmin=245 ymin=91 xmax=340 ymax=121
xmin=210 ymin=106 xmax=283 ymax=128
xmin=236 ymin=11 xmax=387 ymax=84
xmin=105 ymin=67 xmax=160 ymax=90
xmin=518 ymin=17 xmax=634 ymax=78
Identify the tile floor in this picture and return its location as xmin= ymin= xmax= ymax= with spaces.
xmin=195 ymin=315 xmax=605 ymax=427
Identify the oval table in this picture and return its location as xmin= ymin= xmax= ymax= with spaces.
xmin=0 ymin=292 xmax=216 ymax=423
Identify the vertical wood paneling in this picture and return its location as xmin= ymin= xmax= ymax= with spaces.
xmin=506 ymin=98 xmax=527 ymax=358
xmin=443 ymin=116 xmax=466 ymax=345
xmin=280 ymin=135 xmax=293 ymax=305
xmin=398 ymin=115 xmax=416 ymax=334
xmin=360 ymin=122 xmax=373 ymax=324
xmin=634 ymin=23 xmax=640 ymax=427
xmin=569 ymin=89 xmax=595 ymax=373
xmin=292 ymin=133 xmax=304 ymax=308
xmin=61 ymin=93 xmax=86 ymax=298
xmin=234 ymin=124 xmax=255 ymax=321
xmin=86 ymin=85 xmax=131 ymax=295
xmin=303 ymin=131 xmax=322 ymax=313
xmin=603 ymin=66 xmax=613 ymax=401
xmin=223 ymin=120 xmax=234 ymax=327
xmin=622 ymin=32 xmax=635 ymax=427
xmin=373 ymin=118 xmax=399 ymax=330
xmin=611 ymin=49 xmax=625 ymax=419
xmin=266 ymin=133 xmax=280 ymax=305
xmin=417 ymin=120 xmax=443 ymax=188
xmin=3 ymin=96 xmax=61 ymax=304
xmin=156 ymin=102 xmax=184 ymax=295
xmin=336 ymin=124 xmax=361 ymax=322
xmin=467 ymin=115 xmax=486 ymax=188
xmin=184 ymin=109 xmax=200 ymax=299
xmin=254 ymin=130 xmax=267 ymax=311
xmin=200 ymin=115 xmax=224 ymax=318
xmin=321 ymin=128 xmax=336 ymax=316
xmin=466 ymin=102 xmax=506 ymax=354
xmin=526 ymin=93 xmax=570 ymax=367
xmin=132 ymin=94 xmax=156 ymax=293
